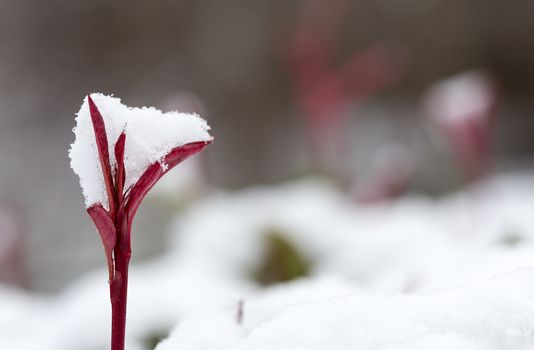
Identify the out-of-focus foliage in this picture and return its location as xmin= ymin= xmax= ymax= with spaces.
xmin=1 ymin=0 xmax=534 ymax=292
xmin=252 ymin=229 xmax=311 ymax=286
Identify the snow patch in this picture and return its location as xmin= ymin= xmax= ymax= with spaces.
xmin=157 ymin=270 xmax=534 ymax=350
xmin=425 ymin=71 xmax=495 ymax=124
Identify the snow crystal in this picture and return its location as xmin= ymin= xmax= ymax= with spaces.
xmin=69 ymin=93 xmax=212 ymax=209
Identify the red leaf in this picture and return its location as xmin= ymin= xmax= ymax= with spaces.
xmin=88 ymin=95 xmax=118 ymax=214
xmin=162 ymin=140 xmax=212 ymax=173
xmin=87 ymin=204 xmax=117 ymax=282
xmin=124 ymin=162 xmax=163 ymax=228
xmin=124 ymin=140 xmax=212 ymax=223
xmin=114 ymin=132 xmax=126 ymax=205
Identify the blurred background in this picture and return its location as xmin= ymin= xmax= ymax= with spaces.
xmin=0 ymin=0 xmax=534 ymax=293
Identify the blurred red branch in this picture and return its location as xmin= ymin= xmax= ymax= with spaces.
xmin=283 ymin=0 xmax=404 ymax=177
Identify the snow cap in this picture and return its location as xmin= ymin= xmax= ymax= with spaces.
xmin=69 ymin=93 xmax=212 ymax=209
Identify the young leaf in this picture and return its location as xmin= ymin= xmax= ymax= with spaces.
xmin=114 ymin=132 xmax=126 ymax=204
xmin=125 ymin=140 xmax=212 ymax=223
xmin=162 ymin=141 xmax=212 ymax=172
xmin=88 ymin=95 xmax=118 ymax=214
xmin=124 ymin=162 xmax=163 ymax=228
xmin=87 ymin=204 xmax=117 ymax=282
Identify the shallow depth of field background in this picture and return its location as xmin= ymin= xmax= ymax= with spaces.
xmin=0 ymin=0 xmax=533 ymax=293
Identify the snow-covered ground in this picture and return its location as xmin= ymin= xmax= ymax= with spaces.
xmin=2 ymin=173 xmax=534 ymax=349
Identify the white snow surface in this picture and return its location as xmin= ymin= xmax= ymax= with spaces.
xmin=3 ymin=173 xmax=534 ymax=349
xmin=157 ymin=271 xmax=534 ymax=350
xmin=69 ymin=93 xmax=212 ymax=209
xmin=425 ymin=70 xmax=494 ymax=124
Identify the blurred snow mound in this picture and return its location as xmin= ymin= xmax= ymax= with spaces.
xmin=3 ymin=173 xmax=534 ymax=349
xmin=157 ymin=269 xmax=534 ymax=350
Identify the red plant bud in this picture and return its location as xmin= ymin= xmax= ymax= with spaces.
xmin=70 ymin=94 xmax=212 ymax=350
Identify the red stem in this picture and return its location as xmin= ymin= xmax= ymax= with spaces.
xmin=110 ymin=209 xmax=131 ymax=350
xmin=110 ymin=247 xmax=130 ymax=350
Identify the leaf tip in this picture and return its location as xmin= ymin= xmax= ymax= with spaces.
xmin=87 ymin=94 xmax=96 ymax=109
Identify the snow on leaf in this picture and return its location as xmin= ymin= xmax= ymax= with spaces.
xmin=69 ymin=93 xmax=213 ymax=209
